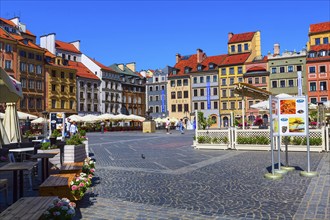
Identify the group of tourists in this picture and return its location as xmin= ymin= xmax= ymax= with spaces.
xmin=64 ymin=118 xmax=78 ymax=137
xmin=165 ymin=118 xmax=185 ymax=135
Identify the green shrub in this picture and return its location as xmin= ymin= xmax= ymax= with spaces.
xmin=79 ymin=129 xmax=87 ymax=137
xmin=197 ymin=136 xmax=206 ymax=144
xmin=310 ymin=137 xmax=322 ymax=146
xmin=41 ymin=142 xmax=58 ymax=150
xmin=51 ymin=129 xmax=61 ymax=138
xmin=291 ymin=137 xmax=303 ymax=145
xmin=212 ymin=137 xmax=229 ymax=144
xmin=66 ymin=134 xmax=83 ymax=145
xmin=236 ymin=136 xmax=269 ymax=145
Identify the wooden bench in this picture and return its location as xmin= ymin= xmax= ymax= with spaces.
xmin=0 ymin=196 xmax=57 ymax=220
xmin=59 ymin=162 xmax=84 ymax=174
xmin=39 ymin=173 xmax=78 ymax=201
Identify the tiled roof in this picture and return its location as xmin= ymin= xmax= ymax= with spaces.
xmin=10 ymin=34 xmax=24 ymax=40
xmin=201 ymin=54 xmax=227 ymax=71
xmin=25 ymin=29 xmax=35 ymax=36
xmin=310 ymin=44 xmax=330 ymax=51
xmin=68 ymin=61 xmax=100 ymax=80
xmin=220 ymin=53 xmax=251 ymax=66
xmin=90 ymin=58 xmax=116 ymax=72
xmin=169 ymin=54 xmax=197 ymax=77
xmin=0 ymin=27 xmax=16 ymax=41
xmin=45 ymin=50 xmax=56 ymax=58
xmin=228 ymin=32 xmax=255 ymax=44
xmin=246 ymin=66 xmax=267 ymax=72
xmin=109 ymin=64 xmax=139 ymax=77
xmin=309 ymin=22 xmax=330 ymax=34
xmin=55 ymin=40 xmax=82 ymax=54
xmin=0 ymin=18 xmax=16 ymax=27
xmin=17 ymin=39 xmax=44 ymax=51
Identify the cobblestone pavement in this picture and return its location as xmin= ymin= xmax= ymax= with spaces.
xmin=73 ymin=130 xmax=329 ymax=219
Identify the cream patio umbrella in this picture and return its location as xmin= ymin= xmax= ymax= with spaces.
xmin=98 ymin=113 xmax=115 ymax=121
xmin=31 ymin=117 xmax=48 ymax=124
xmin=17 ymin=111 xmax=38 ymax=120
xmin=0 ymin=117 xmax=9 ymax=145
xmin=0 ymin=112 xmax=4 ymax=120
xmin=68 ymin=114 xmax=83 ymax=123
xmin=113 ymin=114 xmax=130 ymax=121
xmin=3 ymin=103 xmax=21 ymax=143
xmin=126 ymin=114 xmax=145 ymax=122
xmin=81 ymin=114 xmax=101 ymax=123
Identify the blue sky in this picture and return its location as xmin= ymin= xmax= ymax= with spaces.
xmin=1 ymin=1 xmax=329 ymax=71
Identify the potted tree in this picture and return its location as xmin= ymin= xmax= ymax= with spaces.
xmin=50 ymin=129 xmax=61 ymax=145
xmin=64 ymin=134 xmax=86 ymax=163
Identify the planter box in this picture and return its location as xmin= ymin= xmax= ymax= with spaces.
xmin=37 ymin=149 xmax=61 ymax=168
xmin=64 ymin=144 xmax=86 ymax=163
xmin=195 ymin=144 xmax=228 ymax=150
xmin=235 ymin=144 xmax=270 ymax=151
xmin=83 ymin=140 xmax=89 ymax=157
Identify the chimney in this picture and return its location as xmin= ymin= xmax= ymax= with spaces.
xmin=197 ymin=48 xmax=204 ymax=63
xmin=228 ymin=32 xmax=234 ymax=41
xmin=70 ymin=40 xmax=80 ymax=51
xmin=118 ymin=64 xmax=124 ymax=71
xmin=40 ymin=33 xmax=56 ymax=55
xmin=176 ymin=53 xmax=181 ymax=63
xmin=10 ymin=17 xmax=19 ymax=26
xmin=126 ymin=62 xmax=136 ymax=72
xmin=274 ymin=43 xmax=280 ymax=55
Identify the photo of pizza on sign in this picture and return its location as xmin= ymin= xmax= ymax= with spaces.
xmin=280 ymin=100 xmax=296 ymax=114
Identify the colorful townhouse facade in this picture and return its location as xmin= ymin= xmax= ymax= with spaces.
xmin=0 ymin=17 xmax=45 ymax=116
xmin=243 ymin=56 xmax=269 ymax=124
xmin=146 ymin=66 xmax=170 ymax=119
xmin=219 ymin=31 xmax=262 ymax=127
xmin=109 ymin=63 xmax=146 ymax=116
xmin=267 ymin=44 xmax=307 ymax=96
xmin=306 ymin=21 xmax=330 ymax=104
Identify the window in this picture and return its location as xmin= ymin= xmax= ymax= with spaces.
xmin=28 ymin=53 xmax=34 ymax=59
xmin=324 ymin=37 xmax=329 ymax=44
xmin=61 ymin=85 xmax=65 ymax=92
xmin=248 ymin=78 xmax=253 ymax=84
xmin=94 ymin=104 xmax=98 ymax=112
xmin=36 ymin=54 xmax=42 ymax=60
xmin=221 ymin=68 xmax=226 ymax=75
xmin=61 ymin=72 xmax=64 ymax=78
xmin=150 ymin=96 xmax=153 ymax=102
xmin=230 ymin=89 xmax=234 ymax=97
xmin=213 ymin=87 xmax=218 ymax=96
xmin=184 ymin=104 xmax=189 ymax=112
xmin=36 ymin=65 xmax=42 ymax=74
xmin=178 ymin=91 xmax=182 ymax=99
xmin=288 ymin=66 xmax=293 ymax=72
xmin=184 ymin=67 xmax=190 ymax=73
xmin=170 ymin=81 xmax=175 ymax=87
xmin=183 ymin=79 xmax=188 ymax=86
xmin=297 ymin=65 xmax=302 ymax=71
xmin=171 ymin=92 xmax=176 ymax=99
xmin=155 ymin=106 xmax=159 ymax=113
xmin=161 ymin=85 xmax=165 ymax=90
xmin=94 ymin=93 xmax=97 ymax=99
xmin=87 ymin=93 xmax=91 ymax=99
xmin=222 ymin=89 xmax=227 ymax=97
xmin=70 ymin=86 xmax=74 ymax=93
xmin=271 ymin=67 xmax=277 ymax=74
xmin=222 ymin=102 xmax=227 ymax=110
xmin=230 ymin=102 xmax=235 ymax=110
xmin=272 ymin=81 xmax=277 ymax=88
xmin=193 ymin=77 xmax=197 ymax=84
xmin=315 ymin=38 xmax=320 ymax=45
xmin=20 ymin=97 xmax=26 ymax=108
xmin=255 ymin=78 xmax=259 ymax=84
xmin=262 ymin=77 xmax=266 ymax=84
xmin=200 ymin=88 xmax=204 ymax=96
xmin=229 ymin=67 xmax=234 ymax=74
xmin=199 ymin=77 xmax=204 ymax=83
xmin=20 ymin=62 xmax=26 ymax=72
xmin=230 ymin=78 xmax=234 ymax=85
xmin=70 ymin=101 xmax=74 ymax=109
xmin=238 ymin=67 xmax=243 ymax=74
xmin=5 ymin=44 xmax=12 ymax=52
xmin=288 ymin=79 xmax=294 ymax=87
xmin=194 ymin=89 xmax=197 ymax=97
xmin=310 ymin=98 xmax=317 ymax=104
xmin=214 ymin=101 xmax=218 ymax=109
xmin=36 ymin=81 xmax=42 ymax=90
xmin=36 ymin=98 xmax=42 ymax=109
xmin=238 ymin=44 xmax=242 ymax=52
xmin=28 ymin=98 xmax=34 ymax=109
xmin=248 ymin=101 xmax=253 ymax=109
xmin=320 ymin=81 xmax=327 ymax=91
xmin=280 ymin=80 xmax=286 ymax=88
xmin=244 ymin=43 xmax=248 ymax=51
xmin=309 ymin=66 xmax=316 ymax=73
xmin=29 ymin=64 xmax=34 ymax=73
xmin=155 ymin=86 xmax=159 ymax=91
xmin=184 ymin=91 xmax=188 ymax=98
xmin=310 ymin=82 xmax=317 ymax=91
xmin=280 ymin=66 xmax=285 ymax=73
xmin=194 ymin=102 xmax=198 ymax=110
xmin=222 ymin=79 xmax=226 ymax=85
xmin=149 ymin=86 xmax=153 ymax=91
xmin=177 ymin=80 xmax=182 ymax=86
xmin=209 ymin=63 xmax=214 ymax=69
xmin=155 ymin=95 xmax=159 ymax=101
xmin=69 ymin=72 xmax=74 ymax=79
xmin=5 ymin=60 xmax=12 ymax=69
xmin=87 ymin=104 xmax=91 ymax=111
xmin=21 ymin=79 xmax=26 ymax=88
xmin=20 ymin=50 xmax=26 ymax=57
xmin=155 ymin=77 xmax=159 ymax=82
xmin=206 ymin=76 xmax=210 ymax=83
xmin=309 ymin=52 xmax=316 ymax=58
xmin=172 ymin=105 xmax=176 ymax=112
xmin=29 ymin=80 xmax=35 ymax=89
xmin=231 ymin=45 xmax=235 ymax=52
xmin=320 ymin=66 xmax=326 ymax=73
xmin=213 ymin=75 xmax=217 ymax=82
xmin=319 ymin=51 xmax=326 ymax=57
xmin=238 ymin=77 xmax=243 ymax=82
xmin=178 ymin=104 xmax=182 ymax=112
xmin=61 ymin=100 xmax=65 ymax=109
xmin=52 ymin=70 xmax=56 ymax=77
xmin=172 ymin=70 xmax=177 ymax=75
xmin=200 ymin=102 xmax=204 ymax=110
xmin=51 ymin=99 xmax=56 ymax=108
xmin=239 ymin=101 xmax=242 ymax=109
xmin=197 ymin=65 xmax=202 ymax=71
xmin=80 ymin=103 xmax=84 ymax=111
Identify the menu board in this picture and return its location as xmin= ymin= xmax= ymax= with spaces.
xmin=271 ymin=97 xmax=279 ymax=135
xmin=50 ymin=112 xmax=65 ymax=136
xmin=278 ymin=97 xmax=307 ymax=136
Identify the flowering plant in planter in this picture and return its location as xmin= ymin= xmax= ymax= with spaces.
xmin=70 ymin=173 xmax=91 ymax=198
xmin=42 ymin=197 xmax=76 ymax=220
xmin=82 ymin=157 xmax=96 ymax=176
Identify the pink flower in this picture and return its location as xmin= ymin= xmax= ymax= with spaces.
xmin=69 ymin=202 xmax=76 ymax=208
xmin=90 ymin=168 xmax=95 ymax=173
xmin=71 ymin=185 xmax=78 ymax=191
xmin=79 ymin=182 xmax=85 ymax=187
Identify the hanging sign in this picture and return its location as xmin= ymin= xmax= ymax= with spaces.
xmin=206 ymin=82 xmax=211 ymax=109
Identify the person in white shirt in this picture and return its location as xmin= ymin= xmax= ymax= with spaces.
xmin=66 ymin=118 xmax=71 ymax=137
xmin=69 ymin=121 xmax=78 ymax=136
xmin=165 ymin=118 xmax=171 ymax=134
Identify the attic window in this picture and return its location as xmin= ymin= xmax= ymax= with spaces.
xmin=197 ymin=65 xmax=202 ymax=71
xmin=172 ymin=70 xmax=177 ymax=75
xmin=185 ymin=67 xmax=190 ymax=73
xmin=209 ymin=63 xmax=214 ymax=69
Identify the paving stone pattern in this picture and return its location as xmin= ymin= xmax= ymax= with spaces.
xmin=71 ymin=131 xmax=329 ymax=219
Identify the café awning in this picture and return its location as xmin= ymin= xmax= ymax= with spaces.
xmin=234 ymin=82 xmax=272 ymax=100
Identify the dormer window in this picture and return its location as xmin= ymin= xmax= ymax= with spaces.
xmin=319 ymin=50 xmax=326 ymax=57
xmin=197 ymin=65 xmax=202 ymax=71
xmin=184 ymin=67 xmax=190 ymax=73
xmin=209 ymin=63 xmax=214 ymax=69
xmin=308 ymin=52 xmax=316 ymax=58
xmin=172 ymin=70 xmax=177 ymax=75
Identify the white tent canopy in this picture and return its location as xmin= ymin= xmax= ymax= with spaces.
xmin=0 ymin=111 xmax=38 ymax=120
xmin=112 ymin=114 xmax=130 ymax=121
xmin=68 ymin=115 xmax=83 ymax=122
xmin=81 ymin=114 xmax=101 ymax=123
xmin=3 ymin=103 xmax=21 ymax=143
xmin=98 ymin=113 xmax=115 ymax=121
xmin=31 ymin=117 xmax=48 ymax=124
xmin=126 ymin=114 xmax=145 ymax=122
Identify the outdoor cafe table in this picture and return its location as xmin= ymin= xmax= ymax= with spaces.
xmin=0 ymin=161 xmax=38 ymax=202
xmin=9 ymin=147 xmax=34 ymax=162
xmin=31 ymin=152 xmax=58 ymax=182
xmin=0 ymin=196 xmax=57 ymax=220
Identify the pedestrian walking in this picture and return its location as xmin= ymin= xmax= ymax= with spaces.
xmin=179 ymin=119 xmax=184 ymax=134
xmin=100 ymin=121 xmax=105 ymax=134
xmin=65 ymin=118 xmax=71 ymax=138
xmin=165 ymin=118 xmax=171 ymax=134
xmin=70 ymin=121 xmax=78 ymax=136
